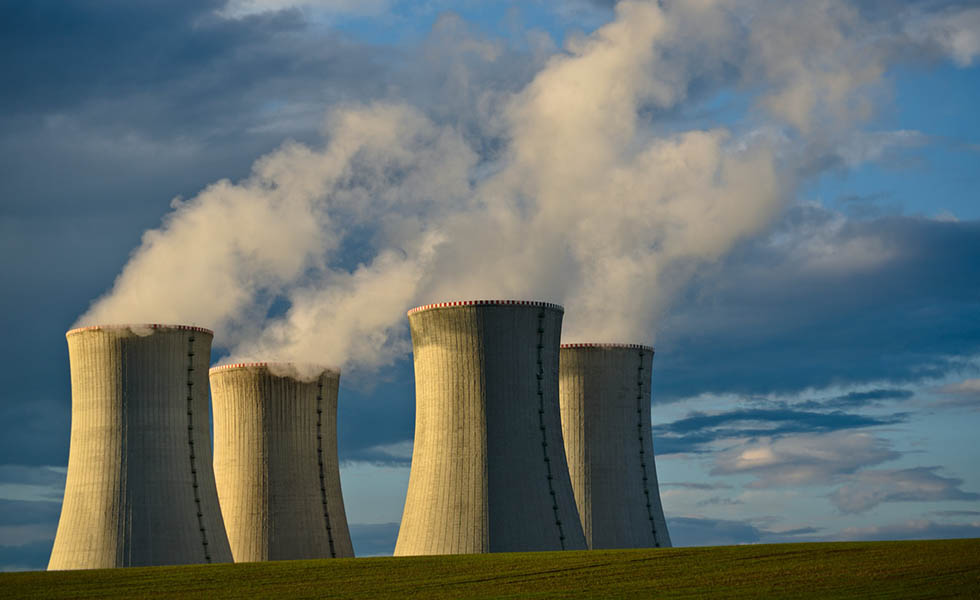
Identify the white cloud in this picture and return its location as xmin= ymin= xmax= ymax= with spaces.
xmin=347 ymin=440 xmax=414 ymax=464
xmin=0 ymin=524 xmax=57 ymax=547
xmin=219 ymin=0 xmax=391 ymax=19
xmin=0 ymin=466 xmax=65 ymax=503
xmin=905 ymin=7 xmax=980 ymax=67
xmin=777 ymin=207 xmax=898 ymax=274
xmin=833 ymin=518 xmax=980 ymax=541
xmin=935 ymin=378 xmax=980 ymax=409
xmin=0 ymin=484 xmax=63 ymax=504
xmin=711 ymin=432 xmax=898 ymax=488
xmin=836 ymin=130 xmax=929 ymax=169
xmin=830 ymin=466 xmax=980 ymax=514
xmin=743 ymin=0 xmax=885 ymax=133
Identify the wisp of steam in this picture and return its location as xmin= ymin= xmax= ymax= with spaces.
xmin=77 ymin=1 xmax=906 ymax=373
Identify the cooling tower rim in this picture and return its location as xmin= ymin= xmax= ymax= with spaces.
xmin=560 ymin=342 xmax=654 ymax=352
xmin=407 ymin=300 xmax=564 ymax=316
xmin=208 ymin=362 xmax=341 ymax=376
xmin=66 ymin=323 xmax=214 ymax=337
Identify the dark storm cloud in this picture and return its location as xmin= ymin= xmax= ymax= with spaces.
xmin=2 ymin=1 xmax=230 ymax=116
xmin=798 ymin=388 xmax=915 ymax=410
xmin=652 ymin=407 xmax=906 ymax=455
xmin=0 ymin=0 xmax=387 ymax=226
xmin=663 ymin=408 xmax=902 ymax=435
xmin=652 ymin=208 xmax=980 ymax=403
xmin=0 ymin=0 xmax=389 ymax=220
xmin=0 ymin=1 xmax=384 ymax=137
xmin=0 ymin=1 xmax=541 ymax=155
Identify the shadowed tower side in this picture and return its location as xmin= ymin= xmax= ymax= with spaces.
xmin=48 ymin=324 xmax=233 ymax=570
xmin=559 ymin=343 xmax=671 ymax=549
xmin=395 ymin=300 xmax=586 ymax=556
xmin=210 ymin=363 xmax=354 ymax=562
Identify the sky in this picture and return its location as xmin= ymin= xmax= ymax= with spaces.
xmin=1 ymin=0 xmax=979 ymax=571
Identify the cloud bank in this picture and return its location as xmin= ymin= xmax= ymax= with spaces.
xmin=711 ymin=431 xmax=900 ymax=488
xmin=830 ymin=466 xmax=980 ymax=513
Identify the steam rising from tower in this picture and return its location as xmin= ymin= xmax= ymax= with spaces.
xmin=74 ymin=1 xmax=801 ymax=372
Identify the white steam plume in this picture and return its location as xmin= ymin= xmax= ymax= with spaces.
xmin=78 ymin=0 xmax=911 ymax=372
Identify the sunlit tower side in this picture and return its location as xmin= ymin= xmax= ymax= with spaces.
xmin=559 ymin=343 xmax=672 ymax=549
xmin=394 ymin=300 xmax=587 ymax=555
xmin=48 ymin=324 xmax=233 ymax=570
xmin=210 ymin=363 xmax=354 ymax=561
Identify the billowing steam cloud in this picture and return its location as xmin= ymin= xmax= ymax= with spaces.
xmin=77 ymin=0 xmax=950 ymax=372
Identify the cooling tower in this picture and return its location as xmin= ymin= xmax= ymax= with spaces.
xmin=48 ymin=324 xmax=233 ymax=570
xmin=210 ymin=363 xmax=354 ymax=561
xmin=394 ymin=300 xmax=587 ymax=555
xmin=559 ymin=343 xmax=671 ymax=549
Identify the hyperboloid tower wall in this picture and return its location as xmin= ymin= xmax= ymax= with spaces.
xmin=394 ymin=300 xmax=587 ymax=555
xmin=559 ymin=343 xmax=671 ymax=549
xmin=48 ymin=324 xmax=233 ymax=570
xmin=210 ymin=363 xmax=354 ymax=561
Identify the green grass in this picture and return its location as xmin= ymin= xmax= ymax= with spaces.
xmin=3 ymin=539 xmax=978 ymax=599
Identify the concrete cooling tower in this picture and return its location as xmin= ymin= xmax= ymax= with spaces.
xmin=394 ymin=300 xmax=587 ymax=555
xmin=48 ymin=324 xmax=233 ymax=570
xmin=559 ymin=343 xmax=671 ymax=549
xmin=209 ymin=363 xmax=354 ymax=561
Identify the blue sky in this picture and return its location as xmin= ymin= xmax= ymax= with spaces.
xmin=1 ymin=0 xmax=979 ymax=570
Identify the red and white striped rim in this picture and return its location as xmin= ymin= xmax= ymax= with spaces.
xmin=209 ymin=362 xmax=340 ymax=376
xmin=408 ymin=300 xmax=564 ymax=316
xmin=561 ymin=342 xmax=654 ymax=352
xmin=66 ymin=324 xmax=214 ymax=336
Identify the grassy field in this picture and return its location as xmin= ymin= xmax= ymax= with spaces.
xmin=3 ymin=539 xmax=978 ymax=599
